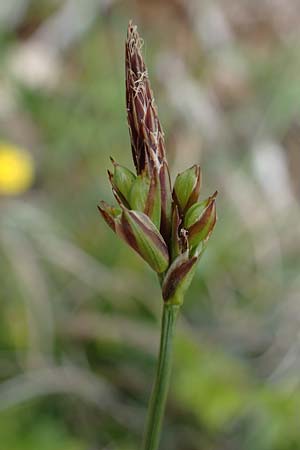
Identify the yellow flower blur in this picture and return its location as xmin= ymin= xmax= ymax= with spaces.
xmin=0 ymin=143 xmax=34 ymax=195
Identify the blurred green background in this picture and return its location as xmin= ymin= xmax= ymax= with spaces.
xmin=1 ymin=1 xmax=300 ymax=449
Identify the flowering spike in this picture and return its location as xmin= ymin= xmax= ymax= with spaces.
xmin=99 ymin=21 xmax=217 ymax=298
xmin=126 ymin=22 xmax=166 ymax=176
xmin=116 ymin=208 xmax=169 ymax=273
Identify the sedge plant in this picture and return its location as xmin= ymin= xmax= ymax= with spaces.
xmin=98 ymin=22 xmax=217 ymax=450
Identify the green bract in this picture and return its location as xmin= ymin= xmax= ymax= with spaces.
xmin=117 ymin=209 xmax=169 ymax=273
xmin=162 ymin=252 xmax=198 ymax=305
xmin=173 ymin=165 xmax=201 ymax=214
xmin=184 ymin=191 xmax=217 ymax=250
xmin=144 ymin=170 xmax=161 ymax=229
xmin=112 ymin=161 xmax=136 ymax=202
xmin=184 ymin=198 xmax=209 ymax=229
xmin=129 ymin=174 xmax=150 ymax=211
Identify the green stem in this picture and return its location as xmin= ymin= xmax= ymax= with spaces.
xmin=142 ymin=303 xmax=179 ymax=450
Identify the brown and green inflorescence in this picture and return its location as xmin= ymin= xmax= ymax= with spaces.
xmin=98 ymin=22 xmax=217 ymax=305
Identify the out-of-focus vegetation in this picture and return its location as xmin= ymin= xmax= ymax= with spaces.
xmin=0 ymin=1 xmax=300 ymax=449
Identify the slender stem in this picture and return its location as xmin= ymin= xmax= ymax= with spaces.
xmin=142 ymin=303 xmax=179 ymax=450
